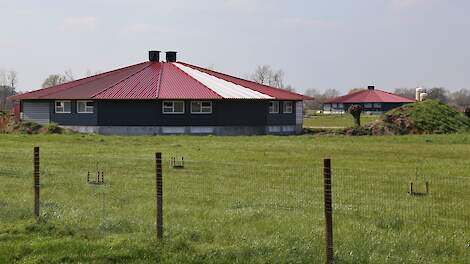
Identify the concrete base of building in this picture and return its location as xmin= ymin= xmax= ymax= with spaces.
xmin=61 ymin=125 xmax=303 ymax=136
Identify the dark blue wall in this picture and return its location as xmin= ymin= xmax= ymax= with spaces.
xmin=39 ymin=99 xmax=298 ymax=126
xmin=267 ymin=101 xmax=296 ymax=125
xmin=343 ymin=102 xmax=410 ymax=112
xmin=97 ymin=100 xmax=287 ymax=126
xmin=50 ymin=101 xmax=98 ymax=126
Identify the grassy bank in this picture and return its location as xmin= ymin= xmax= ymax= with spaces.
xmin=1 ymin=134 xmax=469 ymax=263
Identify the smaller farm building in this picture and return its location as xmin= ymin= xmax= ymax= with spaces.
xmin=323 ymin=86 xmax=415 ymax=114
xmin=10 ymin=51 xmax=311 ymax=135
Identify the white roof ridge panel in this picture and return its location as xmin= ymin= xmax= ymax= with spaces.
xmin=173 ymin=63 xmax=273 ymax=99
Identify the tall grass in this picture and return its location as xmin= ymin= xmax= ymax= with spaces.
xmin=0 ymin=134 xmax=469 ymax=263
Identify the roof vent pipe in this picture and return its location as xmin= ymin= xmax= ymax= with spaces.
xmin=149 ymin=51 xmax=160 ymax=62
xmin=166 ymin=51 xmax=177 ymax=62
xmin=367 ymin=85 xmax=375 ymax=90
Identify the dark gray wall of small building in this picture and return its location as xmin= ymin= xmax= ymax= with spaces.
xmin=49 ymin=101 xmax=98 ymax=126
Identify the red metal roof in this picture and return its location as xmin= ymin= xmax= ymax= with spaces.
xmin=158 ymin=63 xmax=222 ymax=99
xmin=325 ymin=89 xmax=415 ymax=103
xmin=11 ymin=61 xmax=310 ymax=101
xmin=179 ymin=62 xmax=312 ymax=100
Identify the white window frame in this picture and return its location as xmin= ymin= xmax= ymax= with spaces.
xmin=77 ymin=100 xmax=94 ymax=114
xmin=162 ymin=101 xmax=185 ymax=114
xmin=55 ymin=100 xmax=71 ymax=114
xmin=190 ymin=101 xmax=212 ymax=114
xmin=283 ymin=101 xmax=293 ymax=114
xmin=364 ymin=103 xmax=372 ymax=108
xmin=373 ymin=103 xmax=382 ymax=108
xmin=269 ymin=101 xmax=279 ymax=114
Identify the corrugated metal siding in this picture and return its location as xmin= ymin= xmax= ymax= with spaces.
xmin=179 ymin=62 xmax=310 ymax=100
xmin=174 ymin=63 xmax=273 ymax=99
xmin=22 ymin=101 xmax=50 ymax=124
xmin=94 ymin=63 xmax=160 ymax=99
xmin=12 ymin=60 xmax=311 ymax=101
xmin=159 ymin=63 xmax=222 ymax=99
xmin=295 ymin=101 xmax=303 ymax=125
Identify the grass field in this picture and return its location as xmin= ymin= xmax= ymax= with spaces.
xmin=303 ymin=113 xmax=378 ymax=128
xmin=1 ymin=134 xmax=470 ymax=263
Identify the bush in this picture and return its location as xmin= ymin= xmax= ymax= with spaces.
xmin=19 ymin=122 xmax=43 ymax=134
xmin=44 ymin=123 xmax=63 ymax=134
xmin=369 ymin=100 xmax=470 ymax=135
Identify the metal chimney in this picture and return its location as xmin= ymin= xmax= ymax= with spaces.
xmin=149 ymin=51 xmax=160 ymax=62
xmin=166 ymin=51 xmax=177 ymax=62
xmin=367 ymin=85 xmax=375 ymax=90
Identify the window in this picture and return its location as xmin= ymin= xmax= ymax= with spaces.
xmin=364 ymin=103 xmax=372 ymax=108
xmin=338 ymin=103 xmax=344 ymax=109
xmin=162 ymin=101 xmax=185 ymax=114
xmin=323 ymin=104 xmax=331 ymax=110
xmin=77 ymin=101 xmax=94 ymax=113
xmin=332 ymin=103 xmax=338 ymax=108
xmin=55 ymin=101 xmax=71 ymax=113
xmin=269 ymin=101 xmax=279 ymax=113
xmin=191 ymin=101 xmax=212 ymax=114
xmin=373 ymin=103 xmax=382 ymax=108
xmin=283 ymin=101 xmax=293 ymax=113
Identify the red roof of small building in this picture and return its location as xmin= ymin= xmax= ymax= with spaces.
xmin=325 ymin=88 xmax=415 ymax=104
xmin=11 ymin=61 xmax=311 ymax=101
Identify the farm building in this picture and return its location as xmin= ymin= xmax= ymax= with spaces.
xmin=322 ymin=86 xmax=415 ymax=114
xmin=9 ymin=51 xmax=311 ymax=135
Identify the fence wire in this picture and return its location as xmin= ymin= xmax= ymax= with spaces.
xmin=1 ymin=149 xmax=469 ymax=263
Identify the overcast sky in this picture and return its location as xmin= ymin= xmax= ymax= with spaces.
xmin=1 ymin=0 xmax=469 ymax=93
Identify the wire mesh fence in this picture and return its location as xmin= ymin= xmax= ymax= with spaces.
xmin=1 ymin=147 xmax=469 ymax=263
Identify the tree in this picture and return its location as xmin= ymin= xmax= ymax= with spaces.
xmin=0 ymin=70 xmax=18 ymax=111
xmin=250 ymin=65 xmax=294 ymax=91
xmin=348 ymin=88 xmax=365 ymax=94
xmin=42 ymin=70 xmax=74 ymax=88
xmin=348 ymin=104 xmax=363 ymax=127
xmin=426 ymin=87 xmax=449 ymax=103
xmin=465 ymin=107 xmax=470 ymax=118
xmin=449 ymin=89 xmax=470 ymax=110
xmin=394 ymin=88 xmax=415 ymax=100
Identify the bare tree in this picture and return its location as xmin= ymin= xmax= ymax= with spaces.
xmin=427 ymin=87 xmax=449 ymax=103
xmin=449 ymin=89 xmax=470 ymax=110
xmin=85 ymin=69 xmax=102 ymax=77
xmin=42 ymin=70 xmax=74 ymax=88
xmin=0 ymin=70 xmax=18 ymax=111
xmin=303 ymin=88 xmax=340 ymax=110
xmin=394 ymin=88 xmax=415 ymax=100
xmin=250 ymin=65 xmax=294 ymax=91
xmin=348 ymin=88 xmax=365 ymax=94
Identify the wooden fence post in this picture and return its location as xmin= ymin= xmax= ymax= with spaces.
xmin=34 ymin=146 xmax=40 ymax=221
xmin=156 ymin=152 xmax=163 ymax=240
xmin=324 ymin=158 xmax=334 ymax=264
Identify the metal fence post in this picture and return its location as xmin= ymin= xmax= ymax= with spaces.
xmin=324 ymin=158 xmax=334 ymax=264
xmin=156 ymin=152 xmax=163 ymax=240
xmin=34 ymin=146 xmax=40 ymax=221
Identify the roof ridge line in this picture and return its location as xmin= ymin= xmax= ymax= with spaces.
xmin=91 ymin=62 xmax=151 ymax=98
xmin=179 ymin=61 xmax=306 ymax=98
xmin=156 ymin=63 xmax=164 ymax=98
xmin=18 ymin=61 xmax=150 ymax=100
xmin=171 ymin=62 xmax=224 ymax=99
